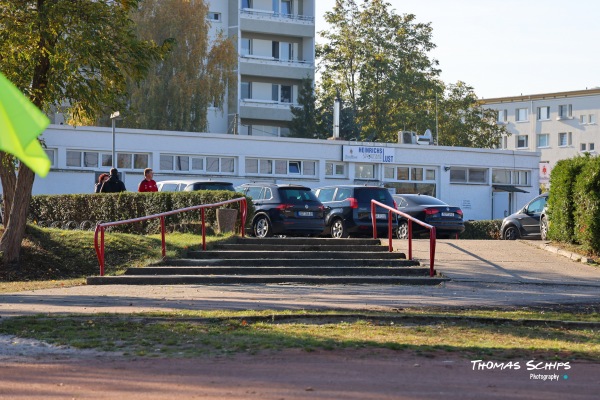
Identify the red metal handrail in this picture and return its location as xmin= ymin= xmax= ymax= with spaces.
xmin=94 ymin=197 xmax=248 ymax=276
xmin=370 ymin=200 xmax=437 ymax=277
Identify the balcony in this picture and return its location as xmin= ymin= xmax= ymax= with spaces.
xmin=240 ymin=8 xmax=314 ymax=37
xmin=239 ymin=55 xmax=313 ymax=80
xmin=240 ymin=99 xmax=294 ymax=121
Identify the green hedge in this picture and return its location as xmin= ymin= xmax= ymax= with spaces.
xmin=546 ymin=156 xmax=588 ymax=242
xmin=29 ymin=191 xmax=254 ymax=235
xmin=459 ymin=220 xmax=502 ymax=240
xmin=573 ymin=156 xmax=600 ymax=252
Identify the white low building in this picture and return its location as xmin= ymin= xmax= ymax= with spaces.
xmin=29 ymin=124 xmax=541 ymax=221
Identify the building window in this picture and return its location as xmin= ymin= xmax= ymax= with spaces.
xmin=355 ymin=164 xmax=375 ymax=179
xmin=492 ymin=169 xmax=530 ymax=186
xmin=67 ymin=150 xmax=148 ymax=170
xmin=207 ymin=12 xmax=221 ymax=21
xmin=281 ymin=0 xmax=293 ymax=15
xmin=558 ymin=132 xmax=572 ymax=147
xmin=492 ymin=169 xmax=511 ymax=184
xmin=66 ymin=150 xmax=81 ymax=167
xmin=450 ymin=167 xmax=488 ymax=184
xmin=326 ymin=162 xmax=346 ymax=177
xmin=516 ymin=135 xmax=529 ymax=148
xmin=497 ymin=109 xmax=507 ymax=123
xmin=245 ymin=158 xmax=258 ymax=174
xmin=558 ymin=104 xmax=572 ymax=119
xmin=242 ymin=0 xmax=252 ymax=9
xmin=241 ymin=82 xmax=251 ymax=99
xmin=44 ymin=149 xmax=56 ymax=167
xmin=537 ymin=106 xmax=550 ymax=121
xmin=537 ymin=134 xmax=550 ymax=148
xmin=590 ymin=114 xmax=597 ymax=124
xmin=516 ymin=108 xmax=528 ymax=122
xmin=580 ymin=143 xmax=587 ymax=152
xmin=241 ymin=38 xmax=251 ymax=56
xmin=502 ymin=136 xmax=508 ymax=149
xmin=590 ymin=143 xmax=595 ymax=151
xmin=247 ymin=158 xmax=315 ymax=176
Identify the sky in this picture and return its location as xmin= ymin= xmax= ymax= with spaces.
xmin=315 ymin=0 xmax=600 ymax=99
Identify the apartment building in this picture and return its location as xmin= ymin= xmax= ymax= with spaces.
xmin=481 ymin=88 xmax=600 ymax=184
xmin=207 ymin=0 xmax=315 ymax=136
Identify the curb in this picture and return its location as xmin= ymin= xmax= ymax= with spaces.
xmin=524 ymin=240 xmax=598 ymax=265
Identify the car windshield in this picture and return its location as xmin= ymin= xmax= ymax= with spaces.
xmin=279 ymin=188 xmax=320 ymax=204
xmin=355 ymin=188 xmax=393 ymax=204
xmin=403 ymin=196 xmax=448 ymax=206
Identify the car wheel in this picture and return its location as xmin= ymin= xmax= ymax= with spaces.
xmin=253 ymin=215 xmax=272 ymax=238
xmin=540 ymin=216 xmax=549 ymax=241
xmin=503 ymin=226 xmax=520 ymax=240
xmin=330 ymin=218 xmax=348 ymax=238
xmin=396 ymin=221 xmax=409 ymax=239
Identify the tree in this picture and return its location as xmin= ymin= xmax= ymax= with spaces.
xmin=288 ymin=78 xmax=319 ymax=138
xmin=123 ymin=0 xmax=237 ymax=132
xmin=317 ymin=0 xmax=440 ymax=142
xmin=0 ymin=0 xmax=169 ymax=271
xmin=437 ymin=82 xmax=507 ymax=148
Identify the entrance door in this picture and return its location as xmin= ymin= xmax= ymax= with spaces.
xmin=492 ymin=191 xmax=509 ymax=219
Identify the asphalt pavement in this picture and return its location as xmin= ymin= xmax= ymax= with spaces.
xmin=0 ymin=239 xmax=599 ymax=316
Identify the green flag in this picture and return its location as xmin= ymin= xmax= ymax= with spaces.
xmin=0 ymin=72 xmax=51 ymax=177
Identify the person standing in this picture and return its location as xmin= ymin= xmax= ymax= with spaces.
xmin=100 ymin=168 xmax=126 ymax=193
xmin=94 ymin=173 xmax=109 ymax=193
xmin=138 ymin=168 xmax=158 ymax=192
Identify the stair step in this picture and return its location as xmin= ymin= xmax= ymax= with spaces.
xmin=87 ymin=275 xmax=448 ymax=285
xmin=230 ymin=237 xmax=381 ymax=246
xmin=124 ymin=266 xmax=431 ymax=276
xmin=187 ymin=251 xmax=406 ymax=260
xmin=159 ymin=259 xmax=419 ymax=267
xmin=213 ymin=244 xmax=390 ymax=252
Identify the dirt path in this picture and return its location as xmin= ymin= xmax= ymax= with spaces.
xmin=1 ymin=349 xmax=599 ymax=400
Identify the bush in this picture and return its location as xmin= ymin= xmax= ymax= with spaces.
xmin=459 ymin=220 xmax=502 ymax=239
xmin=547 ymin=156 xmax=588 ymax=242
xmin=573 ymin=156 xmax=600 ymax=253
xmin=29 ymin=191 xmax=254 ymax=235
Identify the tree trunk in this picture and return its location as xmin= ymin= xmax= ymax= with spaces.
xmin=0 ymin=164 xmax=35 ymax=270
xmin=0 ymin=152 xmax=18 ymax=227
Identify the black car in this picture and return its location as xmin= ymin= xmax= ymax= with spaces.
xmin=501 ymin=193 xmax=549 ymax=240
xmin=236 ymin=183 xmax=325 ymax=238
xmin=393 ymin=194 xmax=465 ymax=239
xmin=314 ymin=185 xmax=397 ymax=238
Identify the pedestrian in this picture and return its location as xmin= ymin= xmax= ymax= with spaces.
xmin=138 ymin=168 xmax=158 ymax=192
xmin=99 ymin=168 xmax=126 ymax=193
xmin=94 ymin=173 xmax=109 ymax=193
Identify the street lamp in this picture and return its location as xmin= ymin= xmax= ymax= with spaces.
xmin=110 ymin=111 xmax=121 ymax=168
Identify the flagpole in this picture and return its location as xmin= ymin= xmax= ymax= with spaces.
xmin=110 ymin=111 xmax=121 ymax=168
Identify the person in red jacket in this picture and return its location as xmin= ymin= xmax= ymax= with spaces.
xmin=138 ymin=168 xmax=158 ymax=192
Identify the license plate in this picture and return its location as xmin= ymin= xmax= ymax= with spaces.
xmin=375 ymin=213 xmax=386 ymax=219
xmin=441 ymin=212 xmax=454 ymax=217
xmin=298 ymin=211 xmax=313 ymax=217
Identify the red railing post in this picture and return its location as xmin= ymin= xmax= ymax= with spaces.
xmin=160 ymin=216 xmax=166 ymax=258
xmin=241 ymin=198 xmax=247 ymax=238
xmin=408 ymin=220 xmax=413 ymax=260
xmin=387 ymin=210 xmax=393 ymax=252
xmin=371 ymin=202 xmax=378 ymax=239
xmin=429 ymin=227 xmax=437 ymax=276
xmin=100 ymin=227 xmax=105 ymax=276
xmin=201 ymin=208 xmax=206 ymax=251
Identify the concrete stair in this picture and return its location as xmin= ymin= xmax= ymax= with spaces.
xmin=87 ymin=237 xmax=448 ymax=285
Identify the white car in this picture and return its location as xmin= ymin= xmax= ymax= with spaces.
xmin=156 ymin=179 xmax=235 ymax=192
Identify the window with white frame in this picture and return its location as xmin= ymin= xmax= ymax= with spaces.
xmin=355 ymin=164 xmax=375 ymax=179
xmin=272 ymin=84 xmax=293 ymax=103
xmin=492 ymin=169 xmax=530 ymax=186
xmin=580 ymin=115 xmax=587 ymax=125
xmin=66 ymin=150 xmax=148 ymax=170
xmin=558 ymin=132 xmax=572 ymax=147
xmin=450 ymin=167 xmax=488 ymax=184
xmin=537 ymin=106 xmax=550 ymax=120
xmin=497 ymin=109 xmax=507 ymax=123
xmin=590 ymin=143 xmax=595 ymax=151
xmin=207 ymin=12 xmax=221 ymax=21
xmin=516 ymin=135 xmax=529 ymax=148
xmin=44 ymin=149 xmax=56 ymax=167
xmin=241 ymin=82 xmax=251 ymax=99
xmin=558 ymin=104 xmax=572 ymax=119
xmin=326 ymin=162 xmax=346 ymax=177
xmin=580 ymin=143 xmax=587 ymax=152
xmin=590 ymin=114 xmax=597 ymax=124
xmin=537 ymin=134 xmax=550 ymax=148
xmin=160 ymin=154 xmax=234 ymax=173
xmin=383 ymin=165 xmax=436 ymax=182
xmin=516 ymin=108 xmax=528 ymax=122
xmin=502 ymin=136 xmax=508 ymax=149
xmin=246 ymin=158 xmax=316 ymax=176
